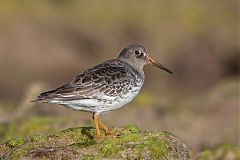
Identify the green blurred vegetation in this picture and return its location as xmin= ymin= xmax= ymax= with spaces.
xmin=1 ymin=116 xmax=68 ymax=141
xmin=197 ymin=144 xmax=240 ymax=160
xmin=0 ymin=0 xmax=239 ymax=156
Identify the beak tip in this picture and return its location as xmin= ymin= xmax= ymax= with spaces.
xmin=148 ymin=57 xmax=173 ymax=75
xmin=166 ymin=70 xmax=173 ymax=75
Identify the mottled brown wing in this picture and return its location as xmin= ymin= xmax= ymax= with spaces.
xmin=36 ymin=60 xmax=133 ymax=102
xmin=71 ymin=60 xmax=131 ymax=99
xmin=35 ymin=83 xmax=88 ymax=102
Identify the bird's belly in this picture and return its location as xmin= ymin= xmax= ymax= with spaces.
xmin=100 ymin=86 xmax=142 ymax=112
xmin=62 ymin=99 xmax=107 ymax=112
xmin=61 ymin=82 xmax=143 ymax=113
xmin=66 ymin=91 xmax=139 ymax=112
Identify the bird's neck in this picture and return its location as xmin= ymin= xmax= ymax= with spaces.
xmin=117 ymin=58 xmax=145 ymax=79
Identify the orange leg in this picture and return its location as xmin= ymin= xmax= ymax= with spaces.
xmin=92 ymin=113 xmax=112 ymax=137
xmin=92 ymin=113 xmax=100 ymax=137
xmin=98 ymin=118 xmax=112 ymax=135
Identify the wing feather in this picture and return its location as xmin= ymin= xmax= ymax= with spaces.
xmin=35 ymin=60 xmax=136 ymax=102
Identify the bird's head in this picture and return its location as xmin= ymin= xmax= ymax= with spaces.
xmin=118 ymin=44 xmax=173 ymax=74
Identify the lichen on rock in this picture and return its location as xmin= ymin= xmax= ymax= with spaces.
xmin=0 ymin=125 xmax=190 ymax=160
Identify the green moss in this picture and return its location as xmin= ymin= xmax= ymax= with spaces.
xmin=144 ymin=138 xmax=168 ymax=159
xmin=101 ymin=139 xmax=122 ymax=156
xmin=6 ymin=146 xmax=29 ymax=159
xmin=0 ymin=125 xmax=190 ymax=159
xmin=29 ymin=135 xmax=47 ymax=143
xmin=6 ymin=138 xmax=25 ymax=148
xmin=122 ymin=125 xmax=140 ymax=134
xmin=131 ymin=136 xmax=169 ymax=160
xmin=56 ymin=127 xmax=96 ymax=145
xmin=100 ymin=125 xmax=142 ymax=157
xmin=121 ymin=133 xmax=141 ymax=143
xmin=119 ymin=125 xmax=141 ymax=143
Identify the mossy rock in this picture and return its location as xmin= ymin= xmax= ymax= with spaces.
xmin=0 ymin=125 xmax=190 ymax=160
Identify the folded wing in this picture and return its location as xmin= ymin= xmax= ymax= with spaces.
xmin=35 ymin=60 xmax=133 ymax=103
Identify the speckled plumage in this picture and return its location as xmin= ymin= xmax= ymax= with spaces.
xmin=37 ymin=59 xmax=144 ymax=113
xmin=34 ymin=44 xmax=172 ymax=137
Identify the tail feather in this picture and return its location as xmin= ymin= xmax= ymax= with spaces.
xmin=30 ymin=97 xmax=51 ymax=103
xmin=31 ymin=83 xmax=86 ymax=103
xmin=31 ymin=89 xmax=57 ymax=103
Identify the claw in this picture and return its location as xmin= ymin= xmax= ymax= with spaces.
xmin=92 ymin=113 xmax=113 ymax=137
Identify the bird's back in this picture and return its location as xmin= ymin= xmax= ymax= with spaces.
xmin=35 ymin=59 xmax=144 ymax=113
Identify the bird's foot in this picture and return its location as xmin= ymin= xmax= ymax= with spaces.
xmin=94 ymin=129 xmax=114 ymax=138
xmin=94 ymin=133 xmax=109 ymax=138
xmin=104 ymin=130 xmax=113 ymax=135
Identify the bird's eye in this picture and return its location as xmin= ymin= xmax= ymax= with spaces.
xmin=135 ymin=50 xmax=144 ymax=58
xmin=135 ymin=50 xmax=140 ymax=55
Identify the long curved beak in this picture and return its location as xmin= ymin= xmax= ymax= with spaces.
xmin=147 ymin=56 xmax=173 ymax=74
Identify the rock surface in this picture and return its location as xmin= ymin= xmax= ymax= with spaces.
xmin=0 ymin=125 xmax=190 ymax=160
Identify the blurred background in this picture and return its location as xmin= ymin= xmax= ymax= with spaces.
xmin=0 ymin=0 xmax=239 ymax=157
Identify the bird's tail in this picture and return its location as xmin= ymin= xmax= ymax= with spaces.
xmin=31 ymin=89 xmax=56 ymax=103
xmin=30 ymin=97 xmax=51 ymax=103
